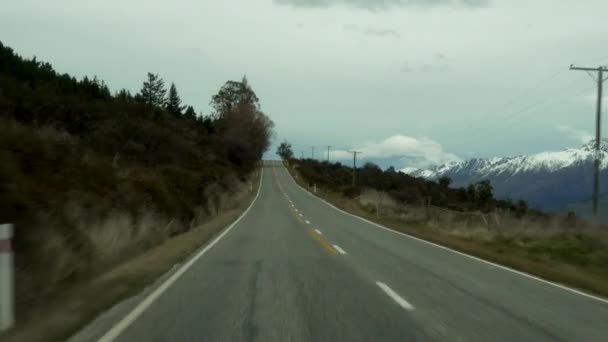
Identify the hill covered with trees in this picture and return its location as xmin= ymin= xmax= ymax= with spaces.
xmin=0 ymin=41 xmax=273 ymax=315
xmin=284 ymin=152 xmax=532 ymax=217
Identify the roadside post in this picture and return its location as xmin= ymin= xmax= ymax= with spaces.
xmin=0 ymin=223 xmax=14 ymax=331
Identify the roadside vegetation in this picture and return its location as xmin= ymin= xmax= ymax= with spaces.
xmin=277 ymin=142 xmax=608 ymax=297
xmin=0 ymin=41 xmax=273 ymax=329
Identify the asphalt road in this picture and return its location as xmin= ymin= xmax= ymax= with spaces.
xmin=75 ymin=161 xmax=608 ymax=341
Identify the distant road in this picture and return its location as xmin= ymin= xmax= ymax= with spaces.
xmin=74 ymin=161 xmax=608 ymax=341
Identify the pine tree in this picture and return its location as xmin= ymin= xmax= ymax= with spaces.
xmin=115 ymin=89 xmax=132 ymax=102
xmin=166 ymin=82 xmax=184 ymax=116
xmin=138 ymin=72 xmax=166 ymax=108
xmin=184 ymin=105 xmax=196 ymax=120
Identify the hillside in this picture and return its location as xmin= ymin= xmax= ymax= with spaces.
xmin=404 ymin=141 xmax=608 ymax=211
xmin=0 ymin=41 xmax=273 ymax=321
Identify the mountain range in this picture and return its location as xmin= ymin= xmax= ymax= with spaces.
xmin=403 ymin=140 xmax=608 ymax=213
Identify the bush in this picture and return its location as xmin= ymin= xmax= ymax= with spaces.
xmin=342 ymin=186 xmax=362 ymax=198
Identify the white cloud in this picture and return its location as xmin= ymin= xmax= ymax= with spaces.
xmin=556 ymin=125 xmax=593 ymax=144
xmin=332 ymin=134 xmax=461 ymax=167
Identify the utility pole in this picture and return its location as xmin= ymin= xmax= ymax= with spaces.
xmin=570 ymin=64 xmax=608 ymax=219
xmin=327 ymin=146 xmax=331 ymax=162
xmin=349 ymin=151 xmax=362 ymax=187
xmin=311 ymin=146 xmax=315 ymax=160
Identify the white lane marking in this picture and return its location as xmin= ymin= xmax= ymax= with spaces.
xmin=294 ymin=208 xmax=298 ymax=212
xmin=98 ymin=168 xmax=265 ymax=342
xmin=376 ymin=282 xmax=414 ymax=311
xmin=333 ymin=244 xmax=347 ymax=255
xmin=298 ymin=213 xmax=303 ymax=217
xmin=315 ymin=229 xmax=322 ymax=235
xmin=305 ymin=220 xmax=311 ymax=225
xmin=280 ymin=162 xmax=608 ymax=305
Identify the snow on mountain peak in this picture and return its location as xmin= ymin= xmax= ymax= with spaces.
xmin=581 ymin=139 xmax=608 ymax=152
xmin=404 ymin=140 xmax=608 ymax=179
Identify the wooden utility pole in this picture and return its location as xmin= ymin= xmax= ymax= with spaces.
xmin=349 ymin=151 xmax=362 ymax=187
xmin=327 ymin=146 xmax=331 ymax=162
xmin=570 ymin=64 xmax=608 ymax=218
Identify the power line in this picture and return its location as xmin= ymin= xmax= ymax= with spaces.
xmin=570 ymin=64 xmax=608 ymax=219
xmin=461 ymin=86 xmax=596 ymax=153
xmin=453 ymin=80 xmax=593 ymax=149
xmin=447 ymin=70 xmax=566 ymax=139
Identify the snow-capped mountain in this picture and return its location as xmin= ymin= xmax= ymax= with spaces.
xmin=403 ymin=140 xmax=608 ymax=211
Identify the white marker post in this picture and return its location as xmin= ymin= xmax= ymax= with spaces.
xmin=0 ymin=224 xmax=14 ymax=331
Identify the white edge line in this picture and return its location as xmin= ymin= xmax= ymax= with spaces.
xmin=305 ymin=220 xmax=311 ymax=225
xmin=98 ymin=166 xmax=265 ymax=342
xmin=332 ymin=244 xmax=347 ymax=255
xmin=280 ymin=162 xmax=608 ymax=305
xmin=314 ymin=229 xmax=322 ymax=235
xmin=298 ymin=213 xmax=303 ymax=217
xmin=376 ymin=281 xmax=414 ymax=311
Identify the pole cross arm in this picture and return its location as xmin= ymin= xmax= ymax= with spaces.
xmin=570 ymin=64 xmax=608 ymax=72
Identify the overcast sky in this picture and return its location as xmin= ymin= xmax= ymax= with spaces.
xmin=2 ymin=0 xmax=607 ymax=168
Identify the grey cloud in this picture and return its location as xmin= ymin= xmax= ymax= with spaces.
xmin=401 ymin=61 xmax=449 ymax=73
xmin=343 ymin=24 xmax=360 ymax=31
xmin=363 ymin=28 xmax=400 ymax=38
xmin=186 ymin=47 xmax=205 ymax=57
xmin=274 ymin=0 xmax=491 ymax=11
xmin=343 ymin=25 xmax=400 ymax=38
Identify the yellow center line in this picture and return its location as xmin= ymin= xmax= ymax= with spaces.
xmin=277 ymin=163 xmax=335 ymax=255
xmin=308 ymin=228 xmax=338 ymax=255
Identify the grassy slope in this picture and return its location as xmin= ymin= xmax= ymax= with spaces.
xmin=2 ymin=170 xmax=261 ymax=342
xmin=286 ymin=163 xmax=608 ymax=299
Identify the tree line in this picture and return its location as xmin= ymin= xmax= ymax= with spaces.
xmin=0 ymin=41 xmax=273 ymax=176
xmin=277 ymin=141 xmax=531 ymax=216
